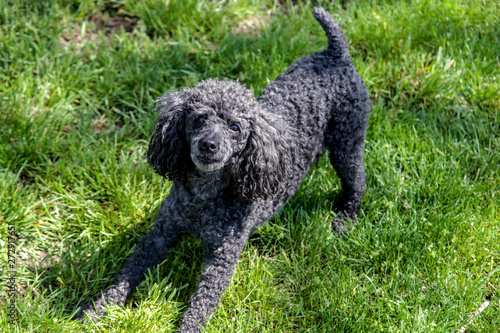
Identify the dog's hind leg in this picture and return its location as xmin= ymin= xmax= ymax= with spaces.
xmin=325 ymin=104 xmax=369 ymax=233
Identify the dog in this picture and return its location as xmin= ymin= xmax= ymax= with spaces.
xmin=74 ymin=7 xmax=370 ymax=332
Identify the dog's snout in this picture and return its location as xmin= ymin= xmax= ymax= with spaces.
xmin=200 ymin=139 xmax=218 ymax=153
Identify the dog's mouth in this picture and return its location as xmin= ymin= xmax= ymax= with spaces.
xmin=196 ymin=155 xmax=217 ymax=163
xmin=191 ymin=153 xmax=225 ymax=172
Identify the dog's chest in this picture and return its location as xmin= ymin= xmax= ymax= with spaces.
xmin=175 ymin=196 xmax=244 ymax=235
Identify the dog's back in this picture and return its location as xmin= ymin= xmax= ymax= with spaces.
xmin=257 ymin=7 xmax=369 ymax=176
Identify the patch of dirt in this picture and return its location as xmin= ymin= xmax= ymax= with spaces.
xmin=90 ymin=114 xmax=110 ymax=133
xmin=61 ymin=14 xmax=137 ymax=45
xmin=62 ymin=115 xmax=111 ymax=134
xmin=231 ymin=13 xmax=271 ymax=36
xmin=90 ymin=14 xmax=136 ymax=36
xmin=18 ymin=250 xmax=61 ymax=271
xmin=12 ymin=235 xmax=62 ymax=272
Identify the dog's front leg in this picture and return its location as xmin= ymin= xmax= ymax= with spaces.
xmin=74 ymin=203 xmax=182 ymax=322
xmin=178 ymin=230 xmax=249 ymax=333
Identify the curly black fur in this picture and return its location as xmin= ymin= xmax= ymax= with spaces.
xmin=147 ymin=92 xmax=192 ymax=181
xmin=74 ymin=7 xmax=371 ymax=332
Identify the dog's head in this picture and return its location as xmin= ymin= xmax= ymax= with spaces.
xmin=147 ymin=78 xmax=295 ymax=199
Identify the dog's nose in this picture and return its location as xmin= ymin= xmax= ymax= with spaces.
xmin=200 ymin=139 xmax=218 ymax=153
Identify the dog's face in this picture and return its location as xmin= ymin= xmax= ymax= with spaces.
xmin=186 ymin=107 xmax=250 ymax=172
xmin=148 ymin=78 xmax=294 ymax=198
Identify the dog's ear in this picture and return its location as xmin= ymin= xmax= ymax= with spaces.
xmin=232 ymin=110 xmax=296 ymax=199
xmin=147 ymin=92 xmax=192 ymax=181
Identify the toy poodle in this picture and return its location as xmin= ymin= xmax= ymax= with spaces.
xmin=74 ymin=7 xmax=371 ymax=332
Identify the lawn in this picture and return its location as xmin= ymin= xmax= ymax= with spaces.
xmin=0 ymin=0 xmax=499 ymax=332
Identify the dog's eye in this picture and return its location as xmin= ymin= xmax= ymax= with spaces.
xmin=196 ymin=116 xmax=206 ymax=123
xmin=230 ymin=124 xmax=240 ymax=132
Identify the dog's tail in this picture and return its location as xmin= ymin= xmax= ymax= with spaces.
xmin=313 ymin=7 xmax=349 ymax=58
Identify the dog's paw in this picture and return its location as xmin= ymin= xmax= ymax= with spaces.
xmin=72 ymin=302 xmax=104 ymax=323
xmin=332 ymin=212 xmax=356 ymax=235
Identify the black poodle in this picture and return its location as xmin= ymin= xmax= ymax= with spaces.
xmin=74 ymin=7 xmax=371 ymax=332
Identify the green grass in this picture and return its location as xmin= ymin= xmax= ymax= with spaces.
xmin=1 ymin=0 xmax=499 ymax=331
